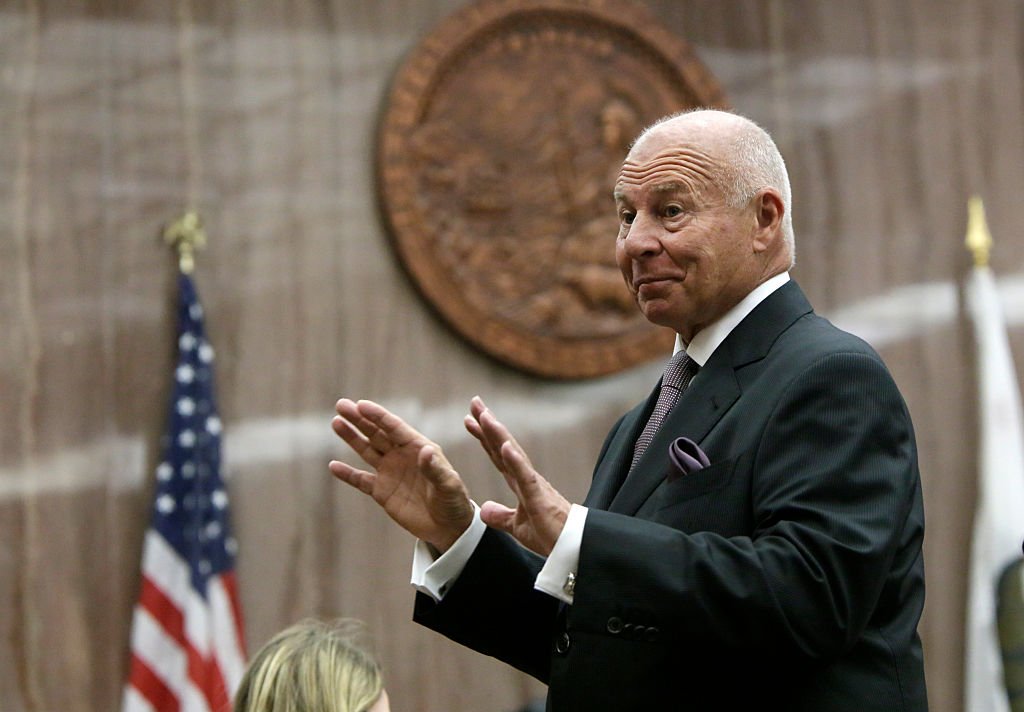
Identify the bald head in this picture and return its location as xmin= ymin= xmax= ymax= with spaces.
xmin=632 ymin=110 xmax=795 ymax=264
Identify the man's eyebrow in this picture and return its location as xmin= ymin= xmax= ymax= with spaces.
xmin=614 ymin=180 xmax=686 ymax=198
xmin=613 ymin=181 xmax=688 ymax=203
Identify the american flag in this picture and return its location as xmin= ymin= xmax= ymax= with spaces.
xmin=123 ymin=273 xmax=247 ymax=712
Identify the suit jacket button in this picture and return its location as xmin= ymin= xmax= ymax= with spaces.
xmin=606 ymin=617 xmax=624 ymax=634
xmin=646 ymin=626 xmax=660 ymax=642
xmin=555 ymin=632 xmax=571 ymax=654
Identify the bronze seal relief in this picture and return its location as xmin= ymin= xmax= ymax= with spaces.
xmin=376 ymin=0 xmax=727 ymax=379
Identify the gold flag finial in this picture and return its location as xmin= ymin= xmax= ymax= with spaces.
xmin=163 ymin=211 xmax=207 ymax=274
xmin=965 ymin=196 xmax=993 ymax=267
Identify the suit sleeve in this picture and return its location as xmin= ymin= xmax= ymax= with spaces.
xmin=574 ymin=352 xmax=921 ymax=659
xmin=413 ymin=527 xmax=562 ymax=682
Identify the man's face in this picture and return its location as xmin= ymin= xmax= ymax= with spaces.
xmin=614 ymin=127 xmax=757 ymax=343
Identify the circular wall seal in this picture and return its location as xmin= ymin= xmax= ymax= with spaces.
xmin=376 ymin=0 xmax=728 ymax=379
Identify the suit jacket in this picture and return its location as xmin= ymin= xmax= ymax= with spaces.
xmin=415 ymin=281 xmax=928 ymax=711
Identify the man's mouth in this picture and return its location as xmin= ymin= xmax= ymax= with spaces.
xmin=634 ymin=275 xmax=678 ymax=293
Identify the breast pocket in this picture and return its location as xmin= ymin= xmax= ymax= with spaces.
xmin=647 ymin=451 xmax=750 ymax=534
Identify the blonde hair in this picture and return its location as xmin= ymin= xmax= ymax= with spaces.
xmin=233 ymin=618 xmax=384 ymax=712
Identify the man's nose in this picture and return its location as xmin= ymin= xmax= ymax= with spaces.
xmin=623 ymin=213 xmax=662 ymax=258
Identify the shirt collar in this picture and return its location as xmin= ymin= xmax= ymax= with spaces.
xmin=674 ymin=272 xmax=791 ymax=366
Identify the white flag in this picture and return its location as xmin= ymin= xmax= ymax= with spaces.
xmin=965 ymin=263 xmax=1024 ymax=712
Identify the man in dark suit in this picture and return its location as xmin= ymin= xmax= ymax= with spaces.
xmin=329 ymin=109 xmax=928 ymax=710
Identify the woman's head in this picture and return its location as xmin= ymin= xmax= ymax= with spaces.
xmin=233 ymin=618 xmax=388 ymax=712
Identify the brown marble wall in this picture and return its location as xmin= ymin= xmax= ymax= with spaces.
xmin=2 ymin=0 xmax=1023 ymax=710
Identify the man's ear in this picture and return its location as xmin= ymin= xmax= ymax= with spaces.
xmin=752 ymin=188 xmax=784 ymax=253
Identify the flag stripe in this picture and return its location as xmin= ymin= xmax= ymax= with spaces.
xmin=125 ymin=653 xmax=176 ymax=712
xmin=142 ymin=531 xmax=211 ymax=657
xmin=140 ymin=530 xmax=192 ymax=613
xmin=131 ymin=599 xmax=220 ymax=712
xmin=186 ymin=636 xmax=225 ymax=712
xmin=220 ymin=572 xmax=247 ymax=658
xmin=122 ymin=686 xmax=154 ymax=712
xmin=138 ymin=576 xmax=186 ymax=649
xmin=209 ymin=574 xmax=247 ymax=690
xmin=180 ymin=683 xmax=213 ymax=712
xmin=131 ymin=607 xmax=190 ymax=702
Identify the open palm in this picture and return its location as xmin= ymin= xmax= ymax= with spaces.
xmin=330 ymin=399 xmax=474 ymax=552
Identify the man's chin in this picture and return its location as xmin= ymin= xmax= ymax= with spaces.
xmin=639 ymin=302 xmax=683 ymax=330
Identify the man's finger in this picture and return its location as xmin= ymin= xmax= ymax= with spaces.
xmin=465 ymin=413 xmax=506 ymax=472
xmin=328 ymin=459 xmax=376 ymax=496
xmin=476 ymin=408 xmax=535 ymax=496
xmin=476 ymin=403 xmax=528 ymax=466
xmin=473 ymin=418 xmax=524 ymax=501
xmin=337 ymin=399 xmax=395 ymax=456
xmin=471 ymin=397 xmax=509 ymax=453
xmin=358 ymin=397 xmax=430 ymax=454
xmin=337 ymin=401 xmax=401 ymax=456
xmin=469 ymin=395 xmax=487 ymax=420
xmin=464 ymin=414 xmax=483 ymax=440
xmin=331 ymin=414 xmax=382 ymax=467
xmin=499 ymin=440 xmax=540 ymax=501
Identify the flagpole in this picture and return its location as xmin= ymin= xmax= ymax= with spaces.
xmin=163 ymin=210 xmax=206 ymax=274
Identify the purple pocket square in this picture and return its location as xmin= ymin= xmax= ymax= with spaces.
xmin=668 ymin=437 xmax=711 ymax=479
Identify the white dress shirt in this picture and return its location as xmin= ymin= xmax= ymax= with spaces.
xmin=412 ymin=272 xmax=791 ymax=603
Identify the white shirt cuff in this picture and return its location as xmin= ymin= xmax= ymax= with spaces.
xmin=410 ymin=502 xmax=486 ymax=602
xmin=534 ymin=503 xmax=587 ymax=604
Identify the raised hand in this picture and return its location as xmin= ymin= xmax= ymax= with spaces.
xmin=330 ymin=398 xmax=474 ymax=552
xmin=464 ymin=396 xmax=570 ymax=556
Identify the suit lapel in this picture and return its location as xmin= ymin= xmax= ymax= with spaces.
xmin=604 ymin=281 xmax=814 ymax=516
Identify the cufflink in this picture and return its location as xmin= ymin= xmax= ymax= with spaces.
xmin=563 ymin=572 xmax=576 ymax=596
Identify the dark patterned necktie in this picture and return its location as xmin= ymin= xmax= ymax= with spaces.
xmin=629 ymin=351 xmax=698 ymax=472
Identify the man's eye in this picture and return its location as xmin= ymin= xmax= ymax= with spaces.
xmin=664 ymin=205 xmax=684 ymax=218
xmin=620 ymin=211 xmax=635 ymax=225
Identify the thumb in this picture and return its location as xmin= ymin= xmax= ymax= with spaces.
xmin=480 ymin=500 xmax=517 ymax=532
